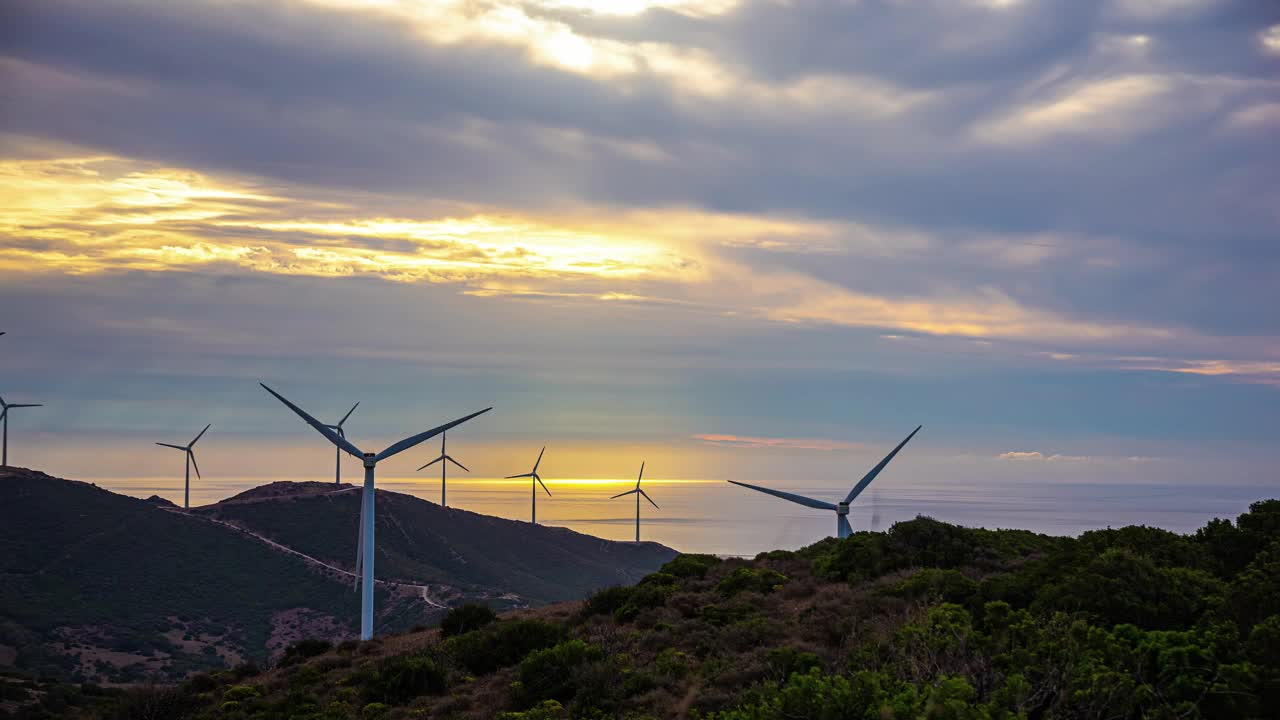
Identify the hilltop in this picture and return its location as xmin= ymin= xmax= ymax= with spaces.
xmin=193 ymin=480 xmax=674 ymax=607
xmin=0 ymin=468 xmax=675 ymax=685
xmin=16 ymin=495 xmax=1279 ymax=720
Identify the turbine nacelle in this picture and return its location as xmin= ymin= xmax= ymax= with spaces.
xmin=836 ymin=502 xmax=850 ymax=516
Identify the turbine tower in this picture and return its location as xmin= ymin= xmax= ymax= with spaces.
xmin=611 ymin=462 xmax=658 ymax=543
xmin=728 ymin=425 xmax=922 ymax=539
xmin=417 ymin=431 xmax=468 ymax=507
xmin=324 ymin=402 xmax=360 ymax=485
xmin=1 ymin=395 xmax=43 ymax=467
xmin=506 ymin=447 xmax=550 ymax=524
xmin=260 ymin=383 xmax=490 ymax=640
xmin=155 ymin=424 xmax=210 ymax=509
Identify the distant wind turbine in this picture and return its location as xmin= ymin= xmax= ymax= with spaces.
xmin=323 ymin=402 xmax=360 ymax=485
xmin=728 ymin=425 xmax=922 ymax=539
xmin=1 ymin=395 xmax=43 ymax=467
xmin=506 ymin=447 xmax=550 ymax=524
xmin=417 ymin=431 xmax=468 ymax=507
xmin=260 ymin=383 xmax=490 ymax=640
xmin=155 ymin=424 xmax=210 ymax=509
xmin=611 ymin=462 xmax=658 ymax=543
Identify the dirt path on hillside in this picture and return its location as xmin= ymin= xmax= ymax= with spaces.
xmin=167 ymin=509 xmax=448 ymax=608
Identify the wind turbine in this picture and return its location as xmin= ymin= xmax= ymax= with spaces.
xmin=611 ymin=462 xmax=658 ymax=543
xmin=506 ymin=447 xmax=550 ymax=523
xmin=155 ymin=424 xmax=210 ymax=509
xmin=324 ymin=402 xmax=360 ymax=485
xmin=728 ymin=426 xmax=922 ymax=539
xmin=417 ymin=431 xmax=468 ymax=507
xmin=1 ymin=395 xmax=43 ymax=467
xmin=260 ymin=383 xmax=490 ymax=640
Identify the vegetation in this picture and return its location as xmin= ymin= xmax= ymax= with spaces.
xmin=14 ymin=498 xmax=1276 ymax=719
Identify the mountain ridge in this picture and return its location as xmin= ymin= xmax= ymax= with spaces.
xmin=0 ymin=467 xmax=675 ymax=684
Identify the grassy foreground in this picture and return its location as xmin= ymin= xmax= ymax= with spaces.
xmin=8 ymin=499 xmax=1280 ymax=720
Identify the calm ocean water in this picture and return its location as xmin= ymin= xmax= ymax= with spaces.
xmin=92 ymin=475 xmax=1274 ymax=556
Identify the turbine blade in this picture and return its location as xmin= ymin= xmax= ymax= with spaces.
xmin=12 ymin=404 xmax=41 ymax=409
xmin=532 ymin=446 xmax=546 ymax=473
xmin=190 ymin=423 xmax=211 ymax=446
xmin=0 ymin=408 xmax=6 ymax=422
xmin=844 ymin=425 xmax=922 ymax=504
xmin=188 ymin=450 xmax=202 ymax=479
xmin=536 ymin=474 xmax=551 ymax=497
xmin=156 ymin=442 xmax=186 ymax=451
xmin=418 ymin=456 xmax=445 ymax=471
xmin=640 ymin=489 xmax=659 ymax=509
xmin=611 ymin=489 xmax=639 ymax=499
xmin=446 ymin=456 xmax=470 ymax=472
xmin=637 ymin=461 xmax=644 ymax=488
xmin=260 ymin=383 xmax=364 ymax=459
xmin=726 ymin=480 xmax=837 ymax=511
xmin=375 ymin=407 xmax=492 ymax=462
xmin=506 ymin=473 xmax=533 ymax=479
xmin=338 ymin=402 xmax=359 ymax=427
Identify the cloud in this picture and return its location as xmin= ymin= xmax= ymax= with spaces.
xmin=693 ymin=434 xmax=862 ymax=451
xmin=998 ymin=451 xmax=1165 ymax=463
xmin=998 ymin=451 xmax=1091 ymax=462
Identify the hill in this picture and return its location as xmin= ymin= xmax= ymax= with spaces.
xmin=194 ymin=481 xmax=675 ymax=607
xmin=19 ymin=496 xmax=1279 ymax=720
xmin=0 ymin=469 xmax=675 ymax=686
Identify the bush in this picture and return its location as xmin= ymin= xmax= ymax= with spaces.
xmin=222 ymin=684 xmax=262 ymax=702
xmin=445 ymin=619 xmax=566 ymax=675
xmin=362 ymin=654 xmax=447 ymax=705
xmin=106 ymin=685 xmax=196 ymax=720
xmin=441 ymin=603 xmax=498 ymax=638
xmin=661 ymin=554 xmax=722 ymax=579
xmin=278 ymin=638 xmax=333 ymax=667
xmin=583 ymin=586 xmax=633 ymax=617
xmin=516 ymin=640 xmax=605 ymax=704
xmin=716 ymin=567 xmax=789 ymax=597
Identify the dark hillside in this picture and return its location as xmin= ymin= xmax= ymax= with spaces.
xmin=0 ymin=469 xmax=365 ymax=683
xmin=196 ymin=482 xmax=677 ymax=606
xmin=0 ymin=470 xmax=675 ymax=688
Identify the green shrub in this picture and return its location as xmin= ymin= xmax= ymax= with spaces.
xmin=441 ymin=603 xmax=498 ymax=638
xmin=716 ymin=567 xmax=789 ymax=597
xmin=583 ymin=586 xmax=633 ymax=616
xmin=360 ymin=654 xmax=447 ymax=705
xmin=661 ymin=554 xmax=721 ymax=579
xmin=222 ymin=684 xmax=262 ymax=702
xmin=890 ymin=568 xmax=978 ymax=605
xmin=445 ymin=619 xmax=566 ymax=675
xmin=516 ymin=640 xmax=604 ymax=704
xmin=763 ymin=647 xmax=821 ymax=682
xmin=279 ymin=638 xmax=333 ymax=667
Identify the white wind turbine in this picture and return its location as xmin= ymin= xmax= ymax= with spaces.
xmin=1 ymin=395 xmax=44 ymax=467
xmin=506 ymin=447 xmax=550 ymax=524
xmin=324 ymin=402 xmax=360 ymax=485
xmin=728 ymin=425 xmax=922 ymax=539
xmin=260 ymin=383 xmax=490 ymax=640
xmin=417 ymin=431 xmax=468 ymax=507
xmin=611 ymin=462 xmax=658 ymax=543
xmin=155 ymin=424 xmax=210 ymax=509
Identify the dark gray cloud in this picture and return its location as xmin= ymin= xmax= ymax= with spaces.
xmin=2 ymin=0 xmax=1277 ymax=354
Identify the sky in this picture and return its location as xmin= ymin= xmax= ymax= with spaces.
xmin=1 ymin=0 xmax=1278 ymax=545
